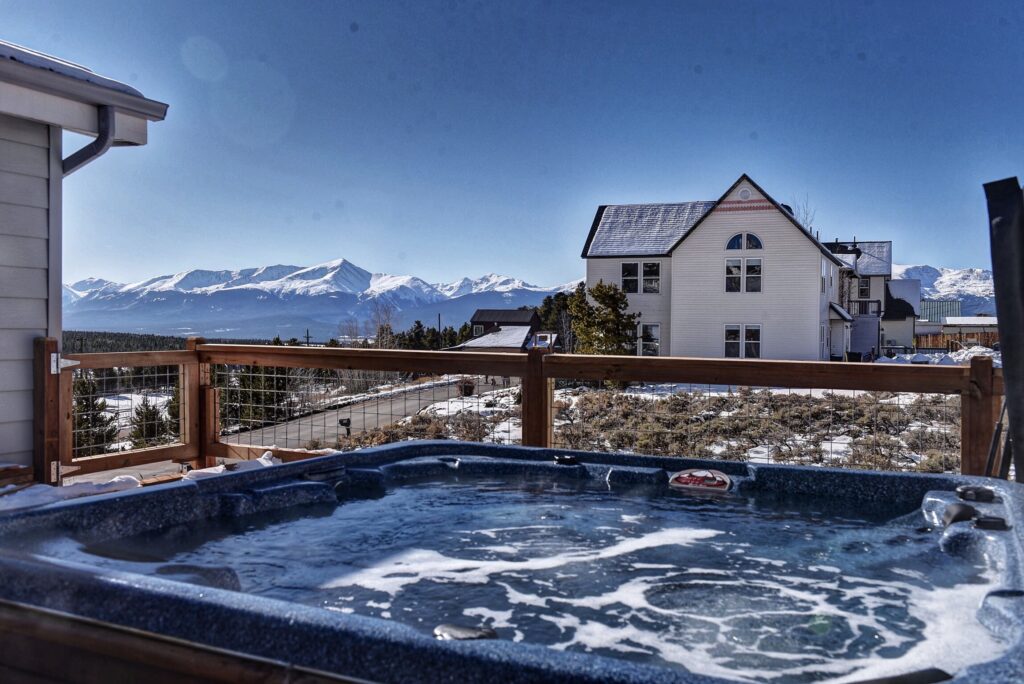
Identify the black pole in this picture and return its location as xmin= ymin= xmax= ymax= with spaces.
xmin=984 ymin=177 xmax=1024 ymax=480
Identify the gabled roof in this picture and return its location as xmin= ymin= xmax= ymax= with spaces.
xmin=582 ymin=174 xmax=843 ymax=266
xmin=470 ymin=309 xmax=538 ymax=325
xmin=582 ymin=202 xmax=716 ymax=257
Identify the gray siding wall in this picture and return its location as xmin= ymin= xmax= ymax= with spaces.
xmin=0 ymin=113 xmax=58 ymax=467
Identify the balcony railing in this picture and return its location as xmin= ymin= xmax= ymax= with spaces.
xmin=32 ymin=338 xmax=1004 ymax=485
xmin=849 ymin=299 xmax=882 ymax=316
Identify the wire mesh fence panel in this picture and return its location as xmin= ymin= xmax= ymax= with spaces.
xmin=211 ymin=364 xmax=524 ymax=452
xmin=551 ymin=380 xmax=961 ymax=472
xmin=70 ymin=365 xmax=184 ymax=458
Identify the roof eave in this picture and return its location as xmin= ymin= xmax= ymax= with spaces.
xmin=0 ymin=58 xmax=167 ymax=121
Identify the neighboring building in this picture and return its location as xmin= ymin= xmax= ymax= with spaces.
xmin=0 ymin=41 xmax=166 ymax=470
xmin=916 ymin=315 xmax=1000 ymax=350
xmin=452 ymin=325 xmax=534 ymax=352
xmin=581 ymin=174 xmax=922 ymax=360
xmin=823 ymin=240 xmax=921 ymax=355
xmin=581 ymin=174 xmax=847 ymax=360
xmin=469 ymin=309 xmax=541 ymax=338
xmin=920 ymin=299 xmax=962 ymax=324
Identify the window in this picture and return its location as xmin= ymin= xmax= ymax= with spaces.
xmin=625 ymin=326 xmax=638 ymax=355
xmin=725 ymin=325 xmax=741 ymax=357
xmin=726 ymin=258 xmax=762 ymax=292
xmin=621 ymin=262 xmax=638 ymax=293
xmin=727 ymin=233 xmax=763 ymax=250
xmin=858 ymin=278 xmax=871 ymax=299
xmin=642 ymin=262 xmax=660 ymax=293
xmin=726 ymin=324 xmax=761 ymax=358
xmin=725 ymin=258 xmax=742 ymax=292
xmin=745 ymin=258 xmax=762 ymax=292
xmin=821 ymin=260 xmax=827 ymax=294
xmin=640 ymin=323 xmax=660 ymax=356
xmin=472 ymin=324 xmax=484 ymax=337
xmin=744 ymin=325 xmax=761 ymax=358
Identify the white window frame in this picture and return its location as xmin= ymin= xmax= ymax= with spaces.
xmin=725 ymin=258 xmax=763 ymax=293
xmin=743 ymin=324 xmax=762 ymax=359
xmin=621 ymin=262 xmax=639 ymax=294
xmin=641 ymin=262 xmax=661 ymax=294
xmin=639 ymin=322 xmax=660 ymax=356
xmin=726 ymin=232 xmax=764 ymax=251
xmin=725 ymin=324 xmax=762 ymax=358
xmin=858 ymin=277 xmax=871 ymax=299
xmin=472 ymin=324 xmax=484 ymax=337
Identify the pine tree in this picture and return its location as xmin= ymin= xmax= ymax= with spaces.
xmin=569 ymin=281 xmax=639 ymax=355
xmin=72 ymin=376 xmax=119 ymax=456
xmin=128 ymin=396 xmax=169 ymax=448
xmin=166 ymin=384 xmax=181 ymax=438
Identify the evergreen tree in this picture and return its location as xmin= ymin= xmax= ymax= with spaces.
xmin=128 ymin=396 xmax=169 ymax=449
xmin=568 ymin=281 xmax=640 ymax=355
xmin=166 ymin=384 xmax=181 ymax=438
xmin=406 ymin=321 xmax=427 ymax=349
xmin=72 ymin=376 xmax=119 ymax=456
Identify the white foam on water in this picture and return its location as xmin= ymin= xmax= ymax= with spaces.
xmin=321 ymin=527 xmax=721 ymax=595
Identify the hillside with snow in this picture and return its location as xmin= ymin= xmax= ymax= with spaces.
xmin=892 ymin=264 xmax=995 ymax=316
xmin=63 ymin=258 xmax=581 ymax=339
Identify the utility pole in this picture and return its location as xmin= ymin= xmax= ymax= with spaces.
xmin=304 ymin=328 xmax=312 ymax=346
xmin=438 ymin=313 xmax=442 ymax=349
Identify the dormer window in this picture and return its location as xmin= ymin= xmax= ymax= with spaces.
xmin=727 ymin=233 xmax=763 ymax=250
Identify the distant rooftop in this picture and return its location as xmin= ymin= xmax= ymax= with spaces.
xmin=944 ymin=316 xmax=998 ymax=327
xmin=827 ymin=240 xmax=892 ymax=276
xmin=470 ymin=309 xmax=538 ymax=325
xmin=920 ymin=299 xmax=962 ymax=322
xmin=457 ymin=325 xmax=533 ymax=349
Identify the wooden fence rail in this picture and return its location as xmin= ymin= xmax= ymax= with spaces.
xmin=33 ymin=339 xmax=1004 ymax=484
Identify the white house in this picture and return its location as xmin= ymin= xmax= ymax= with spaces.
xmin=0 ymin=41 xmax=166 ymax=472
xmin=581 ymin=174 xmax=918 ymax=360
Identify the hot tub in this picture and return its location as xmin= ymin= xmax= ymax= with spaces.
xmin=0 ymin=441 xmax=1021 ymax=683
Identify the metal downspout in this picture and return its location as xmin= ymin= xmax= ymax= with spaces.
xmin=62 ymin=105 xmax=114 ymax=177
xmin=984 ymin=177 xmax=1024 ymax=479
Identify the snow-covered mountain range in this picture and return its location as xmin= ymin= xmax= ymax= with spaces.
xmin=62 ymin=259 xmax=993 ymax=339
xmin=891 ymin=264 xmax=995 ymax=316
xmin=63 ymin=259 xmax=580 ymax=339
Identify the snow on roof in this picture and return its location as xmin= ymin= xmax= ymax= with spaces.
xmin=943 ymin=316 xmax=998 ymax=326
xmin=0 ymin=39 xmax=144 ymax=97
xmin=584 ymin=202 xmax=716 ymax=257
xmin=459 ymin=325 xmax=532 ymax=349
xmin=829 ymin=303 xmax=853 ymax=321
xmin=831 ymin=241 xmax=892 ymax=276
xmin=886 ymin=279 xmax=921 ymax=316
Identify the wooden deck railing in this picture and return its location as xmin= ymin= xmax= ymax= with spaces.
xmin=33 ymin=337 xmax=1004 ymax=484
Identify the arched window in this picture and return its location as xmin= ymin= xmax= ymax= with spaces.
xmin=726 ymin=233 xmax=763 ymax=250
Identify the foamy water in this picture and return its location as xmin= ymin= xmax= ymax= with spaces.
xmin=65 ymin=477 xmax=1008 ymax=683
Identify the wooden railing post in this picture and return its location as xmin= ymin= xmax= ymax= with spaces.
xmin=182 ymin=337 xmax=209 ymax=468
xmin=32 ymin=337 xmax=60 ymax=484
xmin=521 ymin=349 xmax=552 ymax=448
xmin=961 ymin=355 xmax=996 ymax=476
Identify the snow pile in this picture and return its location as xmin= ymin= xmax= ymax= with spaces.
xmin=182 ymin=450 xmax=282 ymax=480
xmin=0 ymin=475 xmax=141 ymax=512
xmin=875 ymin=346 xmax=1001 ymax=367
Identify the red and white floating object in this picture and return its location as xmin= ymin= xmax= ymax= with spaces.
xmin=669 ymin=469 xmax=731 ymax=492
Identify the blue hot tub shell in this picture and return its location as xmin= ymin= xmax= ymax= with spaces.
xmin=0 ymin=440 xmax=1021 ymax=684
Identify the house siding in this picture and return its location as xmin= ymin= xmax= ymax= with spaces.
xmin=670 ymin=183 xmax=823 ymax=360
xmin=586 ymin=256 xmax=672 ymax=353
xmin=0 ymin=113 xmax=56 ymax=467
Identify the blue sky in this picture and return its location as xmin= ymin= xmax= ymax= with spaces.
xmin=6 ymin=1 xmax=1022 ymax=285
